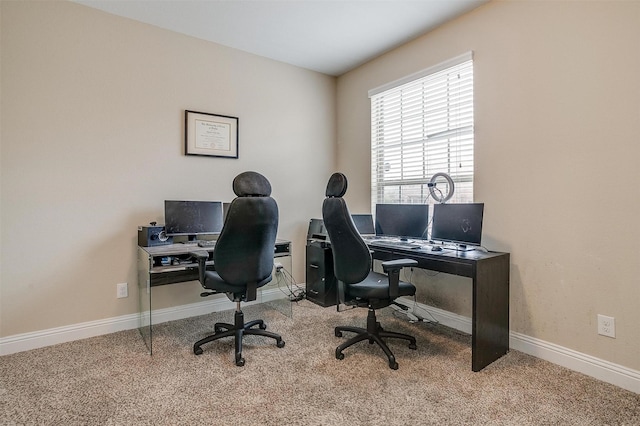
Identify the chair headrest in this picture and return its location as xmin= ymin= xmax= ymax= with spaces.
xmin=233 ymin=171 xmax=272 ymax=197
xmin=325 ymin=172 xmax=348 ymax=198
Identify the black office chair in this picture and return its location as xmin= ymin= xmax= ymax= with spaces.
xmin=322 ymin=172 xmax=418 ymax=370
xmin=191 ymin=171 xmax=285 ymax=366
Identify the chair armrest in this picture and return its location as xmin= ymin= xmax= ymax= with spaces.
xmin=189 ymin=250 xmax=209 ymax=286
xmin=381 ymin=259 xmax=418 ymax=272
xmin=381 ymin=259 xmax=418 ymax=299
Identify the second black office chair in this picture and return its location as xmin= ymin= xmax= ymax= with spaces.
xmin=322 ymin=172 xmax=418 ymax=369
xmin=191 ymin=171 xmax=284 ymax=366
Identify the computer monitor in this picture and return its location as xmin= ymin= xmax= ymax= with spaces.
xmin=431 ymin=203 xmax=484 ymax=248
xmin=374 ymin=204 xmax=429 ymax=240
xmin=351 ymin=214 xmax=375 ymax=235
xmin=164 ymin=200 xmax=224 ymax=241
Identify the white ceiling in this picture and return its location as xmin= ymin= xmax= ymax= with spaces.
xmin=74 ymin=0 xmax=488 ymax=76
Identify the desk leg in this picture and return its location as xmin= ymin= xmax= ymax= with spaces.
xmin=138 ymin=249 xmax=152 ymax=354
xmin=139 ymin=280 xmax=152 ymax=354
xmin=472 ymin=254 xmax=510 ymax=371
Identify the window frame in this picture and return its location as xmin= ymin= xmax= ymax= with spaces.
xmin=369 ymin=52 xmax=474 ymax=212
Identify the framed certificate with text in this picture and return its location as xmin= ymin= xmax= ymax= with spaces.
xmin=185 ymin=110 xmax=238 ymax=158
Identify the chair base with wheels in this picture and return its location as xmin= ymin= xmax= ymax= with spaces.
xmin=335 ymin=306 xmax=417 ymax=370
xmin=193 ymin=301 xmax=285 ymax=366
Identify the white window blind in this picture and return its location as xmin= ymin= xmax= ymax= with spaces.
xmin=370 ymin=53 xmax=474 ymax=210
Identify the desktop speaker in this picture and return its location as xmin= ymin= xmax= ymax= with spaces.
xmin=138 ymin=225 xmax=173 ymax=247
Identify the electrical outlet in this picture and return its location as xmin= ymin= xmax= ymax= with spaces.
xmin=597 ymin=314 xmax=615 ymax=338
xmin=116 ymin=282 xmax=128 ymax=299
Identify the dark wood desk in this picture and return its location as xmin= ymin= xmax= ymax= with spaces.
xmin=368 ymin=242 xmax=510 ymax=372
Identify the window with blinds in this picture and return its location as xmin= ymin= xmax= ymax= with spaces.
xmin=369 ymin=53 xmax=474 ymax=211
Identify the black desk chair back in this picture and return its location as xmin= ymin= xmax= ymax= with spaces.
xmin=322 ymin=172 xmax=418 ymax=369
xmin=191 ymin=171 xmax=284 ymax=366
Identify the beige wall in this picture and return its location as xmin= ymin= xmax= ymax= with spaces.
xmin=0 ymin=1 xmax=335 ymax=336
xmin=2 ymin=0 xmax=639 ymax=375
xmin=337 ymin=0 xmax=640 ymax=370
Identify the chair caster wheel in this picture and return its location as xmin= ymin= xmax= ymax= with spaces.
xmin=409 ymin=343 xmax=417 ymax=350
xmin=388 ymin=355 xmax=398 ymax=370
xmin=335 ymin=330 xmax=342 ymax=337
xmin=194 ymin=347 xmax=203 ymax=355
xmin=336 ymin=350 xmax=344 ymax=360
xmin=259 ymin=323 xmax=267 ymax=330
xmin=235 ymin=356 xmax=245 ymax=367
xmin=277 ymin=339 xmax=285 ymax=348
xmin=369 ymin=339 xmax=375 ymax=344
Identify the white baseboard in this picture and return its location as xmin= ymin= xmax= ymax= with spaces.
xmin=0 ymin=312 xmax=141 ymax=356
xmin=1 ymin=292 xmax=638 ymax=394
xmin=404 ymin=300 xmax=640 ymax=394
xmin=0 ymin=288 xmax=287 ymax=356
xmin=400 ymin=300 xmax=473 ymax=334
xmin=509 ymin=331 xmax=640 ymax=394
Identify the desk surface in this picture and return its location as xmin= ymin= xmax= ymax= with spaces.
xmin=364 ymin=238 xmax=499 ymax=258
xmin=141 ymin=242 xmax=215 ymax=256
xmin=308 ymin=236 xmax=507 ymax=279
xmin=141 ymin=239 xmax=290 ymax=256
xmin=365 ymin=240 xmax=506 ymax=278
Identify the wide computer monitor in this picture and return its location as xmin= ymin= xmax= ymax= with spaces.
xmin=351 ymin=214 xmax=375 ymax=235
xmin=431 ymin=203 xmax=484 ymax=248
xmin=375 ymin=204 xmax=429 ymax=240
xmin=164 ymin=200 xmax=224 ymax=241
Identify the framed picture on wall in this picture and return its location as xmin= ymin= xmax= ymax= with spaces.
xmin=185 ymin=110 xmax=239 ymax=158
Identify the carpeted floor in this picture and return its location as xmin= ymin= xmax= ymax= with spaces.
xmin=1 ymin=300 xmax=639 ymax=425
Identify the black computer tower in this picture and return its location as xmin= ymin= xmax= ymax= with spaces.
xmin=305 ymin=242 xmax=337 ymax=307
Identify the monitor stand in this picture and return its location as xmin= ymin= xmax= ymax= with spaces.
xmin=452 ymin=244 xmax=476 ymax=252
xmin=184 ymin=235 xmax=199 ymax=244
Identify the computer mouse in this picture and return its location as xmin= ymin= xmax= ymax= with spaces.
xmin=431 ymin=246 xmax=443 ymax=252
